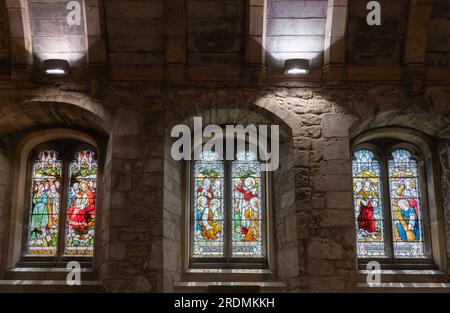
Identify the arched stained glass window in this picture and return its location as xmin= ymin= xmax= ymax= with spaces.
xmin=192 ymin=151 xmax=225 ymax=258
xmin=65 ymin=150 xmax=97 ymax=256
xmin=231 ymin=151 xmax=264 ymax=257
xmin=24 ymin=143 xmax=98 ymax=259
xmin=190 ymin=148 xmax=267 ymax=264
xmin=27 ymin=150 xmax=63 ymax=255
xmin=388 ymin=149 xmax=424 ymax=257
xmin=352 ymin=149 xmax=385 ymax=257
xmin=352 ymin=144 xmax=429 ymax=260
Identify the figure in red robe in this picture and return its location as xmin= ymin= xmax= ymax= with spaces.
xmin=68 ymin=181 xmax=95 ymax=232
xmin=357 ymin=201 xmax=375 ymax=233
xmin=356 ymin=179 xmax=377 ymax=234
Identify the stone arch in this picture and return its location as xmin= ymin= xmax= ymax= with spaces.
xmin=348 ymin=86 xmax=450 ymax=141
xmin=0 ymin=93 xmax=111 ymax=137
xmin=162 ymin=97 xmax=299 ymax=292
xmin=164 ymin=89 xmax=301 ymax=138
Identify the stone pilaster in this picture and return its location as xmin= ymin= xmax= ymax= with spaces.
xmin=164 ymin=0 xmax=186 ymax=82
xmin=323 ymin=0 xmax=348 ymax=85
xmin=245 ymin=0 xmax=267 ymax=82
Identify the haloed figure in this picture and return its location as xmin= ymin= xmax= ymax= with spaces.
xmin=197 ymin=178 xmax=213 ymax=201
xmin=242 ymin=197 xmax=260 ymax=242
xmin=46 ymin=183 xmax=60 ymax=227
xmin=356 ymin=178 xmax=378 ymax=239
xmin=396 ymin=199 xmax=420 ymax=242
xmin=68 ymin=181 xmax=95 ymax=235
xmin=198 ymin=196 xmax=222 ymax=241
xmin=30 ymin=182 xmax=50 ymax=233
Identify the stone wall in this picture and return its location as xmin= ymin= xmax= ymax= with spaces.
xmin=0 ymin=81 xmax=449 ymax=292
xmin=101 ymin=104 xmax=165 ymax=292
xmin=0 ymin=144 xmax=9 ymax=277
xmin=187 ymin=0 xmax=245 ymax=66
xmin=426 ymin=0 xmax=450 ymax=67
xmin=346 ymin=0 xmax=409 ymax=65
xmin=105 ymin=0 xmax=165 ymax=67
xmin=163 ymin=135 xmax=183 ymax=293
xmin=0 ymin=1 xmax=9 ymax=77
xmin=438 ymin=140 xmax=450 ymax=272
xmin=97 ymin=82 xmax=449 ymax=292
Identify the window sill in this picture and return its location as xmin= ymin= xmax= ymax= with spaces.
xmin=185 ymin=268 xmax=273 ymax=274
xmin=173 ymin=281 xmax=287 ymax=293
xmin=178 ymin=268 xmax=283 ymax=292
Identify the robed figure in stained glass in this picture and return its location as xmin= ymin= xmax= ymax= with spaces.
xmin=393 ymin=177 xmax=420 ymax=241
xmin=231 ymin=151 xmax=264 ymax=257
xmin=28 ymin=150 xmax=62 ymax=255
xmin=30 ymin=182 xmax=50 ymax=231
xmin=234 ymin=177 xmax=259 ymax=242
xmin=389 ymin=149 xmax=424 ymax=257
xmin=198 ymin=196 xmax=222 ymax=241
xmin=68 ymin=181 xmax=95 ymax=231
xmin=65 ymin=151 xmax=97 ymax=255
xmin=197 ymin=178 xmax=214 ymax=203
xmin=192 ymin=151 xmax=225 ymax=257
xmin=356 ymin=178 xmax=377 ymax=237
xmin=352 ymin=149 xmax=385 ymax=257
xmin=396 ymin=199 xmax=420 ymax=241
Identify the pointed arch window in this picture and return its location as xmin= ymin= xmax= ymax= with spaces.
xmin=25 ymin=142 xmax=97 ymax=258
xmin=352 ymin=145 xmax=429 ymax=259
xmin=190 ymin=149 xmax=267 ymax=266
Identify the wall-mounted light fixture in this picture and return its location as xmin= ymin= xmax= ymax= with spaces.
xmin=43 ymin=59 xmax=69 ymax=76
xmin=284 ymin=58 xmax=310 ymax=75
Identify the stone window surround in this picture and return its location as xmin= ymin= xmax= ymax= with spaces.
xmin=352 ymin=141 xmax=432 ymax=259
xmin=164 ymin=107 xmax=298 ymax=289
xmin=5 ymin=128 xmax=103 ymax=269
xmin=351 ymin=127 xmax=448 ymax=270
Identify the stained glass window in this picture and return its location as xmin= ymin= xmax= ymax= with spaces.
xmin=231 ymin=151 xmax=263 ymax=257
xmin=27 ymin=150 xmax=62 ymax=255
xmin=65 ymin=150 xmax=97 ymax=256
xmin=25 ymin=144 xmax=98 ymax=258
xmin=352 ymin=149 xmax=386 ymax=257
xmin=352 ymin=145 xmax=429 ymax=260
xmin=388 ymin=149 xmax=425 ymax=257
xmin=192 ymin=151 xmax=225 ymax=258
xmin=191 ymin=148 xmax=266 ymax=262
